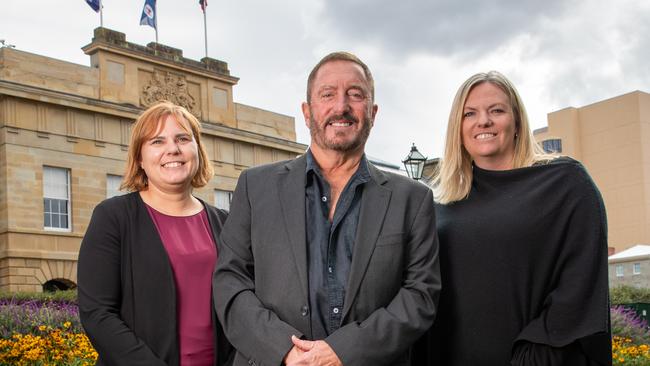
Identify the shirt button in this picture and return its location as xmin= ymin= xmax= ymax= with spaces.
xmin=301 ymin=305 xmax=309 ymax=316
xmin=333 ymin=307 xmax=339 ymax=314
xmin=321 ymin=196 xmax=327 ymax=202
xmin=328 ymin=266 xmax=333 ymax=273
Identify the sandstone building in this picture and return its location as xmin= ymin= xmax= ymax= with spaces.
xmin=0 ymin=28 xmax=306 ymax=292
xmin=534 ymin=91 xmax=650 ymax=256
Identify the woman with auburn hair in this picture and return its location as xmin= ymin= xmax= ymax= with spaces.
xmin=425 ymin=71 xmax=611 ymax=365
xmin=78 ymin=101 xmax=233 ymax=366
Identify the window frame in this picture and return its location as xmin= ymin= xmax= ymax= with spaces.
xmin=633 ymin=262 xmax=641 ymax=275
xmin=43 ymin=166 xmax=71 ymax=232
xmin=616 ymin=264 xmax=624 ymax=277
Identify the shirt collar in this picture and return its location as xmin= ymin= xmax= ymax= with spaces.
xmin=305 ymin=149 xmax=371 ymax=185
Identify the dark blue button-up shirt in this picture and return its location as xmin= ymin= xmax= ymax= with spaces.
xmin=305 ymin=150 xmax=370 ymax=340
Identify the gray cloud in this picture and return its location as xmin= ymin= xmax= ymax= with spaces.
xmin=528 ymin=1 xmax=650 ymax=111
xmin=315 ymin=0 xmax=573 ymax=58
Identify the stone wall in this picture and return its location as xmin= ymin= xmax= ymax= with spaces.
xmin=0 ymin=31 xmax=307 ymax=292
xmin=609 ymin=259 xmax=650 ymax=289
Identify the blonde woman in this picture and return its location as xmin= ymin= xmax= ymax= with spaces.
xmin=426 ymin=72 xmax=611 ymax=365
xmin=78 ymin=102 xmax=233 ymax=366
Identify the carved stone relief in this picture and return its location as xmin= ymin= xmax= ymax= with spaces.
xmin=140 ymin=70 xmax=199 ymax=116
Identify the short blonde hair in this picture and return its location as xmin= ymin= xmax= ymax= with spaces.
xmin=121 ymin=101 xmax=214 ymax=192
xmin=433 ymin=71 xmax=552 ymax=204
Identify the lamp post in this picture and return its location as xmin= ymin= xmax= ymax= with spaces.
xmin=402 ymin=143 xmax=427 ymax=180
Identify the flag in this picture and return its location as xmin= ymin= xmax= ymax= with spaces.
xmin=199 ymin=0 xmax=207 ymax=12
xmin=85 ymin=0 xmax=100 ymax=12
xmin=140 ymin=0 xmax=157 ymax=29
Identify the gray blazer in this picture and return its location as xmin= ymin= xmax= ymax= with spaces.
xmin=213 ymin=154 xmax=440 ymax=366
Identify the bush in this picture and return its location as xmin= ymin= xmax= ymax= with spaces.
xmin=0 ymin=290 xmax=77 ymax=305
xmin=611 ymin=286 xmax=650 ymax=305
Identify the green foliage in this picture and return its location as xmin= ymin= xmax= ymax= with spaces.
xmin=0 ymin=290 xmax=77 ymax=304
xmin=611 ymin=286 xmax=650 ymax=305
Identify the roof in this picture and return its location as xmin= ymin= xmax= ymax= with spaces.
xmin=367 ymin=155 xmax=402 ymax=170
xmin=367 ymin=156 xmax=407 ymax=176
xmin=609 ymin=245 xmax=650 ymax=262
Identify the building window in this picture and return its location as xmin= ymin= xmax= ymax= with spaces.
xmin=616 ymin=265 xmax=624 ymax=277
xmin=542 ymin=139 xmax=562 ymax=153
xmin=633 ymin=263 xmax=641 ymax=275
xmin=43 ymin=166 xmax=71 ymax=231
xmin=215 ymin=189 xmax=232 ymax=211
xmin=106 ymin=174 xmax=125 ymax=198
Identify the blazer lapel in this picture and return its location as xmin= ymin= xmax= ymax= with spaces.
xmin=130 ymin=193 xmax=176 ymax=316
xmin=201 ymin=200 xmax=226 ymax=249
xmin=277 ymin=155 xmax=309 ymax=300
xmin=342 ymin=164 xmax=391 ymax=319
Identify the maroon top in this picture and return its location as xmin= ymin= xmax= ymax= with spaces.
xmin=146 ymin=204 xmax=217 ymax=366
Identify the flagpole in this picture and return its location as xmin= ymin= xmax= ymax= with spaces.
xmin=99 ymin=0 xmax=104 ymax=27
xmin=155 ymin=1 xmax=159 ymax=44
xmin=203 ymin=9 xmax=208 ymax=58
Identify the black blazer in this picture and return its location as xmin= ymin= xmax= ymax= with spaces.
xmin=78 ymin=192 xmax=233 ymax=366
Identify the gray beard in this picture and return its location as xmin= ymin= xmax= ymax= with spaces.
xmin=308 ymin=112 xmax=372 ymax=152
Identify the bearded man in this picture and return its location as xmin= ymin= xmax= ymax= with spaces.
xmin=213 ymin=52 xmax=440 ymax=366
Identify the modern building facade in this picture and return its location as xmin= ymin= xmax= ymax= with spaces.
xmin=534 ymin=91 xmax=650 ymax=255
xmin=0 ymin=28 xmax=306 ymax=292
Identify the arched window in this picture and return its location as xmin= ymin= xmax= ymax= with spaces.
xmin=42 ymin=278 xmax=77 ymax=292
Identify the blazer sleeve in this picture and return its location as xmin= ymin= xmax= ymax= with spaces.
xmin=325 ymin=188 xmax=441 ymax=365
xmin=213 ymin=170 xmax=303 ymax=366
xmin=512 ymin=165 xmax=612 ymax=365
xmin=77 ymin=200 xmax=167 ymax=366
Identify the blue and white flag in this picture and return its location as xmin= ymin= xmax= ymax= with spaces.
xmin=85 ymin=0 xmax=101 ymax=12
xmin=140 ymin=0 xmax=157 ymax=29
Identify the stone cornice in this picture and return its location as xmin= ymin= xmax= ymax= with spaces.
xmin=0 ymin=79 xmax=140 ymax=118
xmin=0 ymin=250 xmax=79 ymax=261
xmin=0 ymin=80 xmax=306 ymax=153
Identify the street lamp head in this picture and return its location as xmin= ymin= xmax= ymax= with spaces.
xmin=402 ymin=143 xmax=427 ymax=180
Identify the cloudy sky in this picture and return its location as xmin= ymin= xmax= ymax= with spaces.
xmin=1 ymin=0 xmax=649 ymax=166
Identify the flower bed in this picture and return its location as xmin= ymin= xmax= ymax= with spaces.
xmin=613 ymin=336 xmax=650 ymax=365
xmin=0 ymin=291 xmax=97 ymax=365
xmin=612 ymin=305 xmax=650 ymax=365
xmin=2 ymin=290 xmax=650 ymax=364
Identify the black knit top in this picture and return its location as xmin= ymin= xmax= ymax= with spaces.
xmin=429 ymin=157 xmax=611 ymax=365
